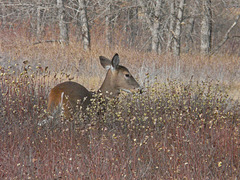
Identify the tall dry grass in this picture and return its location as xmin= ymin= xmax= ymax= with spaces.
xmin=0 ymin=32 xmax=240 ymax=179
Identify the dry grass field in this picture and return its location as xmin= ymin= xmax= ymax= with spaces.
xmin=0 ymin=34 xmax=240 ymax=179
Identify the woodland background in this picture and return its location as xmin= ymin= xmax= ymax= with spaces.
xmin=0 ymin=0 xmax=239 ymax=54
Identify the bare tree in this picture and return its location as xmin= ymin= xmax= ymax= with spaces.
xmin=128 ymin=2 xmax=138 ymax=47
xmin=184 ymin=1 xmax=197 ymax=53
xmin=166 ymin=0 xmax=175 ymax=52
xmin=200 ymin=0 xmax=212 ymax=55
xmin=173 ymin=0 xmax=185 ymax=56
xmin=211 ymin=14 xmax=240 ymax=55
xmin=105 ymin=2 xmax=112 ymax=47
xmin=57 ymin=0 xmax=69 ymax=45
xmin=0 ymin=2 xmax=7 ymax=27
xmin=36 ymin=0 xmax=44 ymax=41
xmin=78 ymin=0 xmax=90 ymax=51
xmin=140 ymin=0 xmax=163 ymax=54
xmin=151 ymin=0 xmax=162 ymax=54
xmin=0 ymin=0 xmax=239 ymax=55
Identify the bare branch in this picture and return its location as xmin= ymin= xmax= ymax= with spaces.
xmin=210 ymin=14 xmax=240 ymax=55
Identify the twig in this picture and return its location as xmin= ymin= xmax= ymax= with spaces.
xmin=210 ymin=14 xmax=240 ymax=56
xmin=33 ymin=40 xmax=59 ymax=45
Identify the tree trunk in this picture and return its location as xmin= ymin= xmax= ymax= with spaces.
xmin=151 ymin=0 xmax=162 ymax=54
xmin=185 ymin=3 xmax=196 ymax=53
xmin=173 ymin=0 xmax=185 ymax=56
xmin=105 ymin=3 xmax=112 ymax=47
xmin=139 ymin=0 xmax=162 ymax=54
xmin=185 ymin=16 xmax=195 ymax=53
xmin=1 ymin=2 xmax=6 ymax=28
xmin=129 ymin=3 xmax=138 ymax=47
xmin=201 ymin=0 xmax=212 ymax=55
xmin=57 ymin=0 xmax=69 ymax=45
xmin=78 ymin=0 xmax=90 ymax=51
xmin=166 ymin=0 xmax=175 ymax=52
xmin=37 ymin=0 xmax=43 ymax=41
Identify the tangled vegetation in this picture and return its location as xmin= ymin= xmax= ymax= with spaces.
xmin=1 ymin=62 xmax=239 ymax=179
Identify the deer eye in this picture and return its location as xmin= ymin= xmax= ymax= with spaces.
xmin=125 ymin=74 xmax=130 ymax=78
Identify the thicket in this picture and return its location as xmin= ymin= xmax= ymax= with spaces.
xmin=1 ymin=61 xmax=239 ymax=179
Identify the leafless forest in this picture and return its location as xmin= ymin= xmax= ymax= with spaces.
xmin=0 ymin=0 xmax=239 ymax=54
xmin=0 ymin=0 xmax=240 ymax=179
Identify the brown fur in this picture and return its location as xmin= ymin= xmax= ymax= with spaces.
xmin=47 ymin=81 xmax=92 ymax=117
xmin=47 ymin=53 xmax=141 ymax=118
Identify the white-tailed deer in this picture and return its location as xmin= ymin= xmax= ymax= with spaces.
xmin=39 ymin=53 xmax=141 ymax=125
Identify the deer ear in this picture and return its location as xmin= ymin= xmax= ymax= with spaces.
xmin=99 ymin=56 xmax=112 ymax=70
xmin=111 ymin=53 xmax=119 ymax=70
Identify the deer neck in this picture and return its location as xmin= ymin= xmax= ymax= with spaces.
xmin=99 ymin=70 xmax=120 ymax=97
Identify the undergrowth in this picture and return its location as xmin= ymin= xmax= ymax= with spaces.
xmin=0 ymin=64 xmax=240 ymax=179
